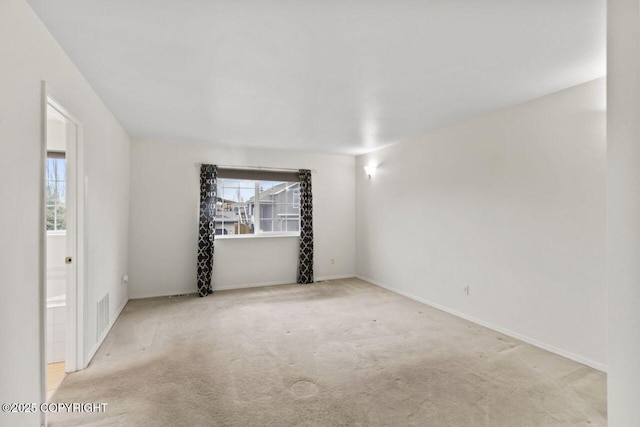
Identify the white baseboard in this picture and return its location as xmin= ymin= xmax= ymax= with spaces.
xmin=84 ymin=297 xmax=128 ymax=367
xmin=213 ymin=280 xmax=294 ymax=291
xmin=129 ymin=290 xmax=192 ymax=299
xmin=214 ymin=274 xmax=355 ymax=291
xmin=315 ymin=274 xmax=355 ymax=282
xmin=130 ymin=274 xmax=357 ymax=298
xmin=356 ymin=275 xmax=607 ymax=373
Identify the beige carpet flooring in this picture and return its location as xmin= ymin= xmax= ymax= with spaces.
xmin=49 ymin=278 xmax=606 ymax=426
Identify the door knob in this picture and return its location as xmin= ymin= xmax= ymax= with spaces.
xmin=65 ymin=257 xmax=72 ymax=264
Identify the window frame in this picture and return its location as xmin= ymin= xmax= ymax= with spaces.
xmin=46 ymin=151 xmax=67 ymax=234
xmin=215 ymin=173 xmax=301 ymax=239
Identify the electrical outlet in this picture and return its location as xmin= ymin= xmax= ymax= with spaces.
xmin=122 ymin=275 xmax=129 ymax=286
xmin=463 ymin=285 xmax=470 ymax=296
xmin=330 ymin=258 xmax=335 ymax=265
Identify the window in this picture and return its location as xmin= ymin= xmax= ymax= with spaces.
xmin=215 ymin=169 xmax=300 ymax=237
xmin=46 ymin=152 xmax=66 ymax=231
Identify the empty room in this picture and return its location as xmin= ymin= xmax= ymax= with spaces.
xmin=2 ymin=0 xmax=640 ymax=426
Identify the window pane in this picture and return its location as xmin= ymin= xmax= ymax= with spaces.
xmin=219 ymin=179 xmax=240 ymax=188
xmin=260 ymin=204 xmax=274 ymax=221
xmin=46 ymin=157 xmax=64 ymax=182
xmin=234 ymin=220 xmax=253 ymax=234
xmin=46 ymin=182 xmax=57 ymax=204
xmin=46 ymin=158 xmax=56 ymax=182
xmin=55 ymin=158 xmax=66 ymax=181
xmin=55 ymin=205 xmax=66 ymax=230
xmin=293 ymin=187 xmax=300 ymax=207
xmin=258 ymin=181 xmax=276 ymax=191
xmin=290 ymin=205 xmax=301 ymax=215
xmin=224 ymin=189 xmax=253 ymax=203
xmin=56 ymin=181 xmax=66 ymax=204
xmin=46 ymin=155 xmax=67 ymax=231
xmin=46 ymin=206 xmax=55 ymax=230
xmin=287 ymin=219 xmax=300 ymax=233
xmin=237 ymin=179 xmax=255 ymax=189
xmin=260 ymin=219 xmax=273 ymax=232
xmin=216 ymin=177 xmax=300 ymax=235
xmin=221 ymin=187 xmax=239 ymax=202
xmin=237 ymin=188 xmax=254 ymax=202
xmin=274 ymin=219 xmax=288 ymax=232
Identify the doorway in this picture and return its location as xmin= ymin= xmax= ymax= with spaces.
xmin=44 ymin=96 xmax=83 ymax=400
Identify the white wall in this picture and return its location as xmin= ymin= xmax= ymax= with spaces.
xmin=607 ymin=0 xmax=640 ymax=423
xmin=0 ymin=0 xmax=129 ymax=425
xmin=46 ymin=233 xmax=66 ymax=300
xmin=46 ymin=305 xmax=66 ymax=364
xmin=356 ymin=78 xmax=607 ymax=370
xmin=129 ymin=139 xmax=355 ymax=299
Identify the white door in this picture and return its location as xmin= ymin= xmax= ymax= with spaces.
xmin=46 ymin=97 xmax=83 ymax=373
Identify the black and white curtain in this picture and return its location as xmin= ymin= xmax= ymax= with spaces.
xmin=297 ymin=169 xmax=314 ymax=284
xmin=197 ymin=164 xmax=217 ymax=297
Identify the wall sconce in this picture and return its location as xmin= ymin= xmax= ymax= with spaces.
xmin=364 ymin=164 xmax=377 ymax=179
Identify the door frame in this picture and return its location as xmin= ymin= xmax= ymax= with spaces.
xmin=41 ymin=85 xmax=86 ymax=390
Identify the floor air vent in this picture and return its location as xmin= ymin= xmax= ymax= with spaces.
xmin=97 ymin=293 xmax=110 ymax=341
xmin=169 ymin=294 xmax=189 ymax=298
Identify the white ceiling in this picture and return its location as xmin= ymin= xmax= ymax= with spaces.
xmin=27 ymin=0 xmax=605 ymax=155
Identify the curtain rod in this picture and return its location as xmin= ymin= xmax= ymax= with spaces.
xmin=194 ymin=163 xmax=317 ymax=173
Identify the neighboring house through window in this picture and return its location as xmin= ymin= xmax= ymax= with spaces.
xmin=215 ymin=168 xmax=301 ymax=237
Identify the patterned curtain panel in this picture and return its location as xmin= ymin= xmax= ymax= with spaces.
xmin=297 ymin=169 xmax=314 ymax=284
xmin=197 ymin=164 xmax=217 ymax=297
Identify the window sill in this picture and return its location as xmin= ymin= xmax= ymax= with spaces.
xmin=47 ymin=230 xmax=67 ymax=236
xmin=217 ymin=233 xmax=300 ymax=240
